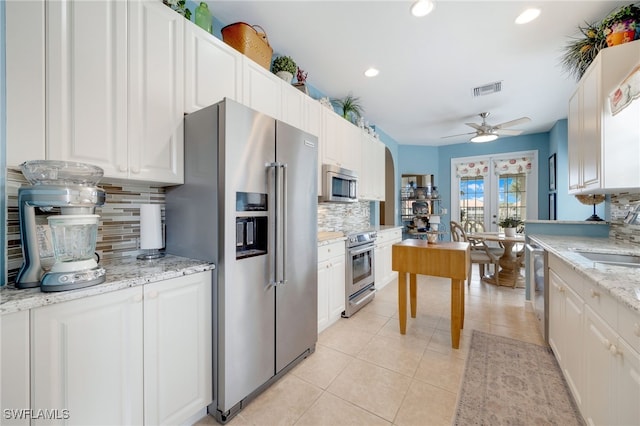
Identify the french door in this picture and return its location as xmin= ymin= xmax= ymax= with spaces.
xmin=451 ymin=151 xmax=538 ymax=232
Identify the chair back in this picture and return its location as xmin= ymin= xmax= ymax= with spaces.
xmin=450 ymin=220 xmax=467 ymax=242
xmin=463 ymin=220 xmax=485 ymax=233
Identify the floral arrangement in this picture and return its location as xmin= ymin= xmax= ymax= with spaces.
xmin=296 ymin=68 xmax=308 ymax=84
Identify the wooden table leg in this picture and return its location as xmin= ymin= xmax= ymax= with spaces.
xmin=398 ymin=271 xmax=407 ymax=334
xmin=450 ymin=279 xmax=463 ymax=349
xmin=409 ymin=273 xmax=417 ymax=318
xmin=461 ymin=280 xmax=465 ymax=329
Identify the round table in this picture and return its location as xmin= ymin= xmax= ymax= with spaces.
xmin=467 ymin=232 xmax=526 ymax=287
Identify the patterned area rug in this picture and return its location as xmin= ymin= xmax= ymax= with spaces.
xmin=453 ymin=331 xmax=584 ymax=425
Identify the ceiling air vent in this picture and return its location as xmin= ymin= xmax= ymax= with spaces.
xmin=473 ymin=81 xmax=502 ymax=97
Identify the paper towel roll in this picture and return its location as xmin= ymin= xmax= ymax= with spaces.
xmin=140 ymin=204 xmax=163 ymax=249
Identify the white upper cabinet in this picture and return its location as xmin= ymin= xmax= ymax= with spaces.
xmin=242 ymin=58 xmax=282 ymax=120
xmin=568 ymin=39 xmax=640 ymax=194
xmin=128 ymin=0 xmax=184 ymax=184
xmin=5 ymin=0 xmax=46 ymax=168
xmin=38 ymin=0 xmax=184 ymax=185
xmin=47 ymin=0 xmax=129 ymax=179
xmin=281 ymin=83 xmax=306 ymax=130
xmin=184 ymin=20 xmax=243 ymax=113
xmin=321 ymin=108 xmax=361 ymax=173
xmin=360 ymin=133 xmax=385 ymax=201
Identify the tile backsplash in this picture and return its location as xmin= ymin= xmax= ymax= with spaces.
xmin=317 ymin=201 xmax=371 ymax=233
xmin=609 ymin=192 xmax=640 ymax=246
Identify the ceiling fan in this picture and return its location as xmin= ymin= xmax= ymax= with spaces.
xmin=443 ymin=112 xmax=531 ymax=143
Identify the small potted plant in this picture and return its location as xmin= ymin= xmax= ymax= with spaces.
xmin=271 ymin=56 xmax=297 ymax=83
xmin=498 ymin=217 xmax=523 ymax=237
xmin=601 ymin=3 xmax=640 ymax=47
xmin=331 ymin=93 xmax=364 ymax=124
xmin=561 ymin=21 xmax=607 ymax=81
xmin=293 ymin=68 xmax=309 ymax=94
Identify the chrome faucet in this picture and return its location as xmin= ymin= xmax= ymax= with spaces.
xmin=624 ymin=202 xmax=640 ymax=225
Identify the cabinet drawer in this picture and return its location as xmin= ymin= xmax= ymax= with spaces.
xmin=618 ymin=304 xmax=640 ymax=353
xmin=549 ymin=253 xmax=583 ymax=295
xmin=376 ymin=228 xmax=402 ymax=245
xmin=318 ymin=241 xmax=345 ymax=263
xmin=584 ymin=280 xmax=617 ymax=328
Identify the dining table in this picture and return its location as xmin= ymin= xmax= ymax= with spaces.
xmin=467 ymin=231 xmax=526 ymax=288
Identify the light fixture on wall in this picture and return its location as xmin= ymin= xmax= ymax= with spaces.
xmin=470 ymin=133 xmax=499 ymax=143
xmin=410 ymin=0 xmax=435 ymax=17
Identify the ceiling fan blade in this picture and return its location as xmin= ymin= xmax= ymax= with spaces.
xmin=465 ymin=122 xmax=482 ymax=130
xmin=494 ymin=117 xmax=531 ymax=129
xmin=441 ymin=131 xmax=476 ymax=139
xmin=494 ymin=129 xmax=523 ymax=136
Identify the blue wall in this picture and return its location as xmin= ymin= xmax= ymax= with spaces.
xmin=548 ymin=119 xmax=606 ymax=221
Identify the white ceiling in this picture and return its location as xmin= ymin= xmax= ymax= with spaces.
xmin=209 ymin=0 xmax=629 ymax=146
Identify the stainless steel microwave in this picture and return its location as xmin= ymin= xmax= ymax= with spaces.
xmin=320 ymin=164 xmax=358 ymax=203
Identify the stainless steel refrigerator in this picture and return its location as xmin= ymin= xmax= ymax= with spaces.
xmin=165 ymin=99 xmax=318 ymax=423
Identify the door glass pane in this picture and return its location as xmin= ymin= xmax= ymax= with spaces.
xmin=459 ymin=176 xmax=485 ymax=224
xmin=497 ymin=173 xmax=527 ymax=228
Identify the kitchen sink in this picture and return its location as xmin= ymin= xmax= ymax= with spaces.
xmin=572 ymin=250 xmax=640 ymax=267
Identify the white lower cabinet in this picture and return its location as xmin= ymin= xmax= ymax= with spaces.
xmin=1 ymin=310 xmax=30 ymax=426
xmin=317 ymin=241 xmax=346 ymax=333
xmin=374 ymin=228 xmax=402 ymax=290
xmin=30 ymin=272 xmax=212 ymax=425
xmin=549 ymin=253 xmax=640 ymax=425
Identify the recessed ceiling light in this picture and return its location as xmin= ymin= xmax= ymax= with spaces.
xmin=364 ymin=68 xmax=379 ymax=77
xmin=410 ymin=0 xmax=435 ymax=17
xmin=515 ymin=8 xmax=541 ymax=24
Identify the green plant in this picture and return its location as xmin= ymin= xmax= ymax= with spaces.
xmin=498 ymin=217 xmax=523 ymax=228
xmin=163 ymin=0 xmax=191 ymax=20
xmin=331 ymin=93 xmax=364 ymax=123
xmin=271 ymin=56 xmax=297 ymax=75
xmin=561 ymin=21 xmax=607 ymax=81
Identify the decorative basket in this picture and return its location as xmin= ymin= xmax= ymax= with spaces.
xmin=221 ymin=22 xmax=273 ymax=70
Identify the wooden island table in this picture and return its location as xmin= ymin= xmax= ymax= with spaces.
xmin=392 ymin=239 xmax=470 ymax=348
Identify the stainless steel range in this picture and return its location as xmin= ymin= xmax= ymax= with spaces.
xmin=342 ymin=230 xmax=376 ymax=318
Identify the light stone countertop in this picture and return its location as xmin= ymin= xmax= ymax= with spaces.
xmin=528 ymin=234 xmax=640 ymax=313
xmin=1 ymin=255 xmax=214 ymax=315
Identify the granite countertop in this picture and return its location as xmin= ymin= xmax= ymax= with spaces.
xmin=1 ymin=255 xmax=215 ymax=315
xmin=317 ymin=226 xmax=404 ymax=246
xmin=528 ymin=234 xmax=640 ymax=313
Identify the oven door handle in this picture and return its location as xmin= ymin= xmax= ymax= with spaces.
xmin=349 ymin=244 xmax=375 ymax=256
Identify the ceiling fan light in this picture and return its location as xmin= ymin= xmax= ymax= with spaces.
xmin=470 ymin=133 xmax=499 ymax=143
xmin=411 ymin=0 xmax=435 ymax=17
xmin=515 ymin=8 xmax=541 ymax=24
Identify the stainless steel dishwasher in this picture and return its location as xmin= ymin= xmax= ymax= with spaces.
xmin=526 ymin=241 xmax=548 ymax=344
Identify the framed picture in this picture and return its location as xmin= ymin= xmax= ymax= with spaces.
xmin=549 ymin=193 xmax=556 ymax=220
xmin=548 ymin=154 xmax=556 ymax=191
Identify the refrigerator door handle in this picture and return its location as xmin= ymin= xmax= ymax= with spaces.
xmin=267 ymin=162 xmax=278 ymax=287
xmin=280 ymin=163 xmax=288 ymax=285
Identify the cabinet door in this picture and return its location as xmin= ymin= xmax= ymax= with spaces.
xmin=5 ymin=0 xmax=46 ymax=167
xmin=581 ymin=64 xmax=601 ymax=191
xmin=31 ymin=287 xmax=144 ymax=426
xmin=184 ymin=20 xmax=242 ymax=113
xmin=281 ymin=82 xmax=306 ymax=129
xmin=47 ymin=0 xmax=128 ymax=178
xmin=568 ymin=89 xmax=582 ymax=192
xmin=1 ymin=311 xmax=30 ymax=426
xmin=373 ymin=138 xmax=386 ymax=201
xmin=328 ymin=256 xmax=346 ymax=321
xmin=242 ymin=58 xmax=282 ymax=120
xmin=342 ymin=122 xmax=361 ymax=174
xmin=144 ymin=272 xmax=213 ymax=425
xmin=616 ymin=337 xmax=640 ymax=426
xmin=317 ymin=260 xmax=330 ymax=333
xmin=129 ymin=0 xmax=184 ymax=184
xmin=548 ymin=269 xmax=565 ymax=361
xmin=143 ymin=272 xmax=213 ymax=425
xmin=583 ymin=305 xmax=616 ymax=426
xmin=562 ymin=282 xmax=584 ymax=410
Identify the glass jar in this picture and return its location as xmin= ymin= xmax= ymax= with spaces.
xmin=195 ymin=2 xmax=212 ymax=34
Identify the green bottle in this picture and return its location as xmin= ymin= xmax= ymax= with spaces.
xmin=195 ymin=2 xmax=212 ymax=34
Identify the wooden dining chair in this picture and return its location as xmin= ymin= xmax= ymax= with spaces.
xmin=450 ymin=220 xmax=502 ymax=286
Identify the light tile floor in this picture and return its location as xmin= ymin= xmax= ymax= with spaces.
xmin=197 ymin=265 xmax=544 ymax=426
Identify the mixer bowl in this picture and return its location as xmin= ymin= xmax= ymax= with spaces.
xmin=21 ymin=160 xmax=104 ymax=186
xmin=48 ymin=214 xmax=100 ymax=263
